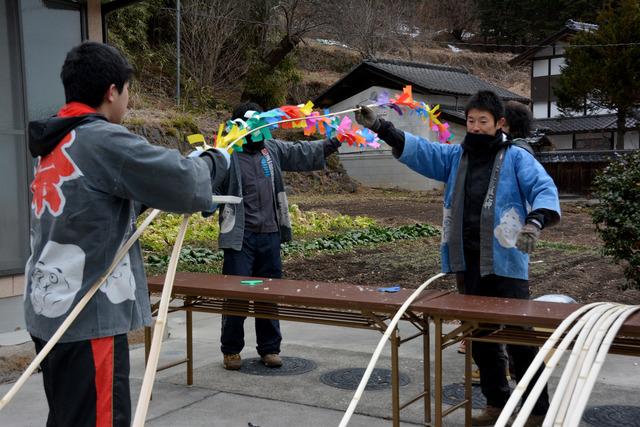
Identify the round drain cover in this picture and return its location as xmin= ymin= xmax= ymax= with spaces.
xmin=441 ymin=383 xmax=486 ymax=410
xmin=239 ymin=356 xmax=316 ymax=376
xmin=583 ymin=405 xmax=640 ymax=427
xmin=320 ymin=368 xmax=410 ymax=390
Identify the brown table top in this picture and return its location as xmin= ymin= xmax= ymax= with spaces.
xmin=412 ymin=293 xmax=640 ymax=336
xmin=147 ymin=272 xmax=448 ymax=313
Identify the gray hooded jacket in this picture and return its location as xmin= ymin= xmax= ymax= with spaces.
xmin=218 ymin=138 xmax=326 ymax=250
xmin=25 ymin=116 xmax=226 ymax=342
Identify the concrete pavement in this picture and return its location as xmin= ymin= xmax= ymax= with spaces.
xmin=0 ymin=298 xmax=639 ymax=426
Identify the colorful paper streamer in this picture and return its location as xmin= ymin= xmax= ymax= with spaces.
xmin=187 ymin=85 xmax=454 ymax=153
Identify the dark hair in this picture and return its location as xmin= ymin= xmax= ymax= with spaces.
xmin=231 ymin=102 xmax=264 ymax=120
xmin=60 ymin=42 xmax=134 ymax=108
xmin=464 ymin=90 xmax=505 ymax=123
xmin=504 ymin=101 xmax=532 ymax=138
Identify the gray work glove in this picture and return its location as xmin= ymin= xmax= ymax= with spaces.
xmin=515 ymin=223 xmax=541 ymax=254
xmin=354 ymin=106 xmax=381 ymax=132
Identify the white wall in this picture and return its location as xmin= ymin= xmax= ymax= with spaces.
xmin=533 ymin=59 xmax=548 ymax=77
xmin=624 ymin=130 xmax=639 ymax=149
xmin=550 ymin=57 xmax=565 ymax=75
xmin=330 ymin=86 xmax=465 ymax=191
xmin=533 ymin=102 xmax=547 ymax=119
xmin=549 ymin=134 xmax=573 ymax=150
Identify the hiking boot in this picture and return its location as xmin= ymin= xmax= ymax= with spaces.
xmin=223 ymin=353 xmax=242 ymax=370
xmin=261 ymin=353 xmax=282 ymax=368
xmin=471 ymin=405 xmax=502 ymax=426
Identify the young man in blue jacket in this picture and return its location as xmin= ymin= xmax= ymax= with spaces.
xmin=356 ymin=91 xmax=560 ymax=427
xmin=25 ymin=42 xmax=229 ymax=426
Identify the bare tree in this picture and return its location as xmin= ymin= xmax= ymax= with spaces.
xmin=178 ymin=0 xmax=248 ymax=91
xmin=422 ymin=0 xmax=478 ymax=41
xmin=240 ymin=0 xmax=329 ymax=101
xmin=323 ymin=0 xmax=413 ymax=59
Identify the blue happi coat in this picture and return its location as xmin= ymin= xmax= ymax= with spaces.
xmin=399 ymin=132 xmax=560 ymax=280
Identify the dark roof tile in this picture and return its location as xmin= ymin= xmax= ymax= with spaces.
xmin=535 ymin=114 xmax=639 ymax=134
xmin=365 ymin=59 xmax=528 ymax=101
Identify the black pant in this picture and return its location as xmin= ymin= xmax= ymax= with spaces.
xmin=32 ymin=334 xmax=131 ymax=427
xmin=461 ymin=249 xmax=549 ymax=415
xmin=220 ymin=231 xmax=282 ymax=356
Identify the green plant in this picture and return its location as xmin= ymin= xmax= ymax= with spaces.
xmin=289 ymin=204 xmax=375 ymax=237
xmin=139 ymin=212 xmax=221 ymax=253
xmin=143 ymin=219 xmax=439 ymax=271
xmin=281 ymin=223 xmax=439 ymax=255
xmin=591 ymin=151 xmax=640 ymax=289
xmin=242 ymin=55 xmax=301 ymax=108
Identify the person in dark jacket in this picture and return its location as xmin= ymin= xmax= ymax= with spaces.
xmin=356 ymin=91 xmax=560 ymax=427
xmin=25 ymin=42 xmax=229 ymax=427
xmin=218 ymin=102 xmax=341 ymax=370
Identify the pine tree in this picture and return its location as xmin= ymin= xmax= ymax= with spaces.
xmin=555 ymin=0 xmax=640 ymax=149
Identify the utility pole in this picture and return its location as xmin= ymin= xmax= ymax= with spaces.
xmin=176 ymin=0 xmax=181 ymax=106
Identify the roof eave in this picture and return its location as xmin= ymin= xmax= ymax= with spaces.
xmin=508 ymin=28 xmax=576 ymax=66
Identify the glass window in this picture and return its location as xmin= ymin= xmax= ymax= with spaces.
xmin=20 ymin=0 xmax=82 ymax=120
xmin=0 ymin=0 xmax=29 ymax=274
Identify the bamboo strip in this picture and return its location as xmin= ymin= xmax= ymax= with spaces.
xmin=565 ymin=305 xmax=640 ymax=427
xmin=509 ymin=304 xmax=613 ymax=427
xmin=548 ymin=304 xmax=627 ymax=426
xmin=494 ymin=302 xmax=606 ymax=427
xmin=132 ymin=214 xmax=191 ymax=427
xmin=338 ymin=272 xmax=446 ymax=427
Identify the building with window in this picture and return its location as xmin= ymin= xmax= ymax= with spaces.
xmin=509 ymin=19 xmax=639 ymax=152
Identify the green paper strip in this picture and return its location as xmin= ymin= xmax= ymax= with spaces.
xmin=240 ymin=280 xmax=263 ymax=286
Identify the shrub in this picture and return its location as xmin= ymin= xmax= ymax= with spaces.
xmin=591 ymin=150 xmax=640 ymax=289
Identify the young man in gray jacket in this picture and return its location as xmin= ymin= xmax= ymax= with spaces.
xmin=25 ymin=42 xmax=229 ymax=426
xmin=218 ymin=102 xmax=341 ymax=370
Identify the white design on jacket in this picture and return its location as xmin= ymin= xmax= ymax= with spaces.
xmin=100 ymin=253 xmax=136 ymax=304
xmin=220 ymin=204 xmax=235 ymax=234
xmin=441 ymin=207 xmax=452 ymax=244
xmin=494 ymin=207 xmax=523 ymax=248
xmin=30 ymin=241 xmax=85 ymax=318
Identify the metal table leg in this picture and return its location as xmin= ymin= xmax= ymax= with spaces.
xmin=391 ymin=326 xmax=401 ymax=427
xmin=186 ymin=297 xmax=193 ymax=385
xmin=423 ymin=315 xmax=432 ymax=425
xmin=465 ymin=338 xmax=472 ymax=427
xmin=434 ymin=317 xmax=443 ymax=427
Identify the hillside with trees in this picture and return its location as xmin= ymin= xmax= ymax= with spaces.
xmin=106 ymin=0 xmax=607 ymax=111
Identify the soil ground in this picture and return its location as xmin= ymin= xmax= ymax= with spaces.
xmin=286 ymin=188 xmax=640 ymax=305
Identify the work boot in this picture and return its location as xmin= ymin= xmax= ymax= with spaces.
xmin=471 ymin=405 xmax=502 ymax=426
xmin=223 ymin=353 xmax=242 ymax=370
xmin=261 ymin=353 xmax=283 ymax=368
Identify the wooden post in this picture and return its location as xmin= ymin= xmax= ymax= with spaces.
xmin=86 ymin=0 xmax=103 ymax=42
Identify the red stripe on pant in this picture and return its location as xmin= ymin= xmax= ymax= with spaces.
xmin=91 ymin=336 xmax=114 ymax=427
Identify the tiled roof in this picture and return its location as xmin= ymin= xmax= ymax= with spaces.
xmin=536 ymin=150 xmax=634 ymax=163
xmin=313 ymin=59 xmax=529 ymax=107
xmin=509 ymin=19 xmax=597 ymax=66
xmin=535 ymin=114 xmax=640 ymax=134
xmin=365 ymin=59 xmax=528 ymax=101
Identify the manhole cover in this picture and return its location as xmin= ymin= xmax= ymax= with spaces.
xmin=320 ymin=368 xmax=410 ymax=390
xmin=583 ymin=405 xmax=640 ymax=426
xmin=441 ymin=383 xmax=486 ymax=409
xmin=239 ymin=356 xmax=316 ymax=376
